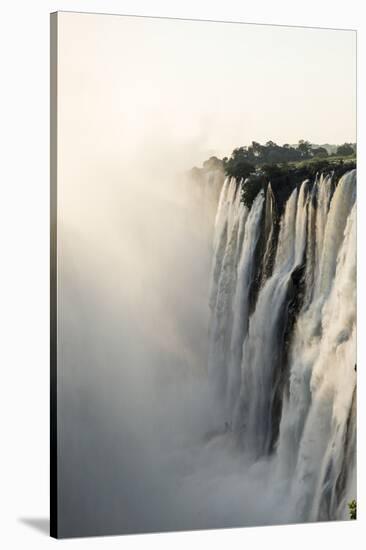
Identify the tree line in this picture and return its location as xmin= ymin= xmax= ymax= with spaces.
xmin=223 ymin=140 xmax=355 ymax=181
xmin=190 ymin=140 xmax=356 ymax=211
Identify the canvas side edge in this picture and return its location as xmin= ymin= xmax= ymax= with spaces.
xmin=50 ymin=11 xmax=58 ymax=540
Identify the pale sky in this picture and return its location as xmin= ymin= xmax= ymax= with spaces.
xmin=58 ymin=12 xmax=356 ymax=175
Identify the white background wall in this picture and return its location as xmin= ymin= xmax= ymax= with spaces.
xmin=0 ymin=0 xmax=365 ymax=548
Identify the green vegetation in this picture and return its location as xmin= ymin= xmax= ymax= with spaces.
xmin=337 ymin=143 xmax=355 ymax=156
xmin=192 ymin=140 xmax=356 ymax=211
xmin=348 ymin=499 xmax=357 ymax=520
xmin=224 ymin=158 xmax=255 ymax=182
xmin=222 ymin=140 xmax=355 ymax=174
xmin=223 ymin=140 xmax=313 ymax=169
xmin=220 ymin=140 xmax=356 ymax=210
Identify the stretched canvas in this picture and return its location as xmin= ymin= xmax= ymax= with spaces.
xmin=50 ymin=11 xmax=357 ymax=539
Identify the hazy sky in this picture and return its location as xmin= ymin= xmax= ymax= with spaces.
xmin=58 ymin=12 xmax=356 ymax=171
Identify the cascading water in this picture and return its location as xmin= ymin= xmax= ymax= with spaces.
xmin=208 ymin=169 xmax=356 ymax=523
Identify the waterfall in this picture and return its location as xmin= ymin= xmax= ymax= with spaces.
xmin=226 ymin=192 xmax=264 ymax=415
xmin=208 ymin=169 xmax=356 ymax=522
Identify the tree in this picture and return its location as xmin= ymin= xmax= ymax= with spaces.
xmin=312 ymin=146 xmax=328 ymax=158
xmin=336 ymin=143 xmax=354 ymax=156
xmin=223 ymin=148 xmax=255 ymax=181
xmin=251 ymin=141 xmax=263 ymax=158
xmin=261 ymin=164 xmax=286 ymax=179
xmin=348 ymin=499 xmax=357 ymax=520
xmin=297 ymin=140 xmax=312 ymax=159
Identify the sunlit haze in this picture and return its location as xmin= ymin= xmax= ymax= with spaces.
xmin=58 ymin=12 xmax=356 ymax=175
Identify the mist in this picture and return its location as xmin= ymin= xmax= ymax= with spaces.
xmin=57 ymin=93 xmax=304 ymax=532
xmin=57 ymin=137 xmax=276 ymax=536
